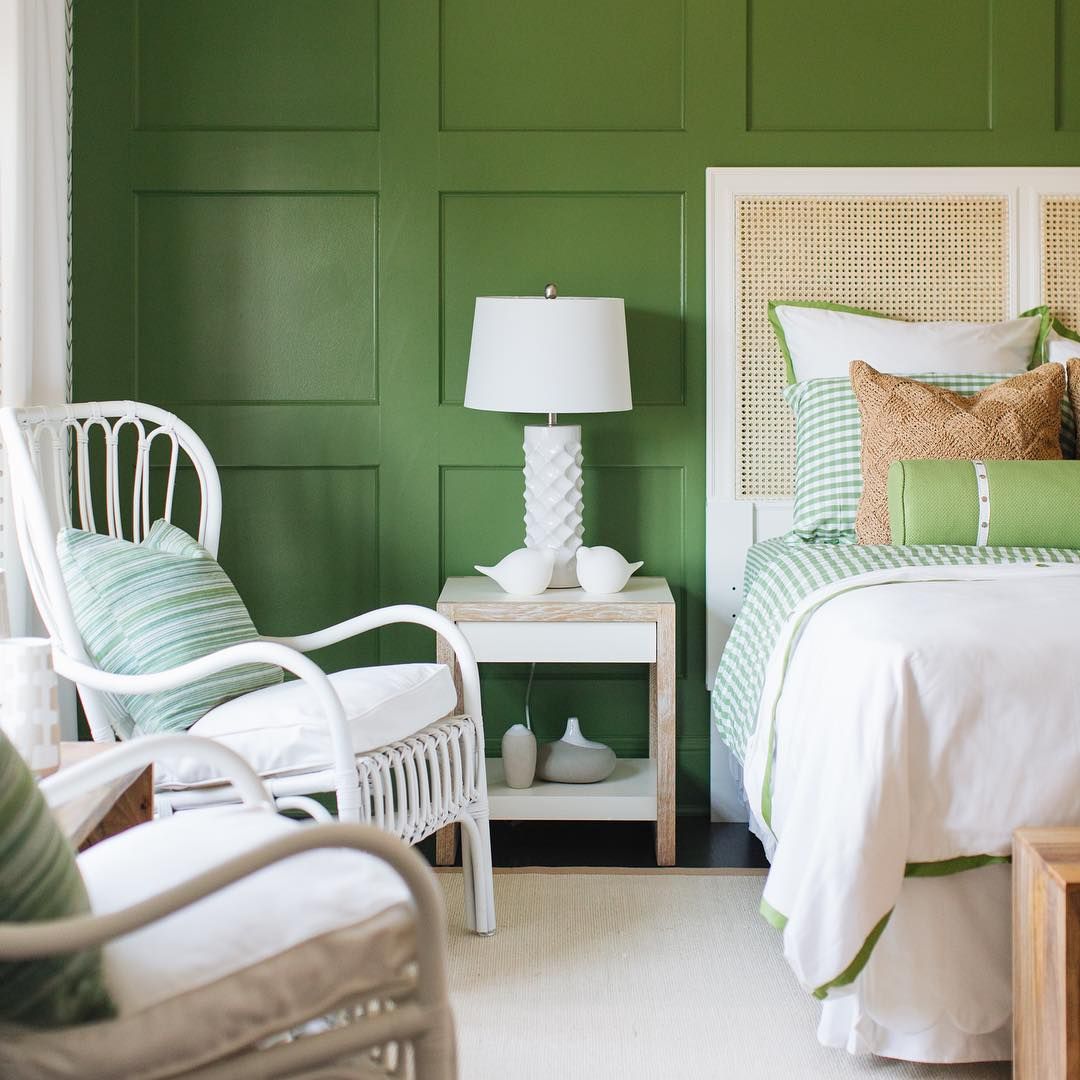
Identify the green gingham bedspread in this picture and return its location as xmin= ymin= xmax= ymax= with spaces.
xmin=712 ymin=536 xmax=1080 ymax=761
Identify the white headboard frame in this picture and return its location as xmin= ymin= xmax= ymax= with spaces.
xmin=706 ymin=167 xmax=1080 ymax=821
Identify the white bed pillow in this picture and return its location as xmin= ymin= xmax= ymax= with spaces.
xmin=769 ymin=301 xmax=1049 ymax=383
xmin=1048 ymin=331 xmax=1080 ymax=365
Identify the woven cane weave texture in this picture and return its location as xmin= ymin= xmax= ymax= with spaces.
xmin=1044 ymin=196 xmax=1080 ymax=333
xmin=735 ymin=195 xmax=1010 ymax=498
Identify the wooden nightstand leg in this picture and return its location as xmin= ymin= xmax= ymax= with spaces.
xmin=654 ymin=604 xmax=676 ymax=866
xmin=435 ymin=823 xmax=459 ymax=866
xmin=648 ymin=663 xmax=657 ymax=759
xmin=435 ymin=627 xmax=465 ymax=867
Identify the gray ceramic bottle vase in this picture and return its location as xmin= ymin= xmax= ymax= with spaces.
xmin=501 ymin=723 xmax=537 ymax=788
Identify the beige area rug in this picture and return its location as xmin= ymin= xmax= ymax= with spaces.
xmin=441 ymin=869 xmax=1010 ymax=1080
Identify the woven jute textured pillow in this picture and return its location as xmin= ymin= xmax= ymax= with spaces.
xmin=851 ymin=360 xmax=1065 ymax=544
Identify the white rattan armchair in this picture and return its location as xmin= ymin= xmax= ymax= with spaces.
xmin=0 ymin=734 xmax=455 ymax=1079
xmin=0 ymin=402 xmax=494 ymax=934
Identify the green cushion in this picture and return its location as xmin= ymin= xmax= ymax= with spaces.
xmin=888 ymin=459 xmax=1080 ymax=548
xmin=784 ymin=372 xmax=1077 ymax=545
xmin=0 ymin=732 xmax=114 ymax=1027
xmin=57 ymin=520 xmax=282 ymax=737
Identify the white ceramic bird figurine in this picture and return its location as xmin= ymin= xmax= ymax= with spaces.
xmin=575 ymin=546 xmax=643 ymax=594
xmin=475 ymin=548 xmax=556 ymax=595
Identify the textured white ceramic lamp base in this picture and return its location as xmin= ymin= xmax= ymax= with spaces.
xmin=523 ymin=424 xmax=583 ymax=588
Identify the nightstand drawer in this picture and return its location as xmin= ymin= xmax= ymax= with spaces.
xmin=458 ymin=621 xmax=657 ymax=663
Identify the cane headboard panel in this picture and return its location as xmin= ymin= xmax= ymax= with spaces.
xmin=734 ymin=194 xmax=1010 ymax=499
xmin=1043 ymin=196 xmax=1080 ymax=332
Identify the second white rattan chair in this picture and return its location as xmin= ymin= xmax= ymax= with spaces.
xmin=0 ymin=402 xmax=494 ymax=935
xmin=1 ymin=734 xmax=456 ymax=1079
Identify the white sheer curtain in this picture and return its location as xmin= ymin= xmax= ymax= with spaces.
xmin=0 ymin=0 xmax=72 ymax=638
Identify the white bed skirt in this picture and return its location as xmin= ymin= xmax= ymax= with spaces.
xmin=747 ymin=769 xmax=1013 ymax=1064
xmin=817 ymin=864 xmax=1012 ymax=1063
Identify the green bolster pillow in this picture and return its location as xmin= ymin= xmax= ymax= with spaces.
xmin=888 ymin=459 xmax=1080 ymax=548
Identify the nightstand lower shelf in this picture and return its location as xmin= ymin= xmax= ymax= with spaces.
xmin=486 ymin=757 xmax=657 ymax=822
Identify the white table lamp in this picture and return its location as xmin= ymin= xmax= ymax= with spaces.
xmin=465 ymin=285 xmax=632 ymax=588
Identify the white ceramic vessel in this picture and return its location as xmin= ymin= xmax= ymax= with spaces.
xmin=475 ymin=548 xmax=555 ymax=595
xmin=574 ymin=546 xmax=643 ymax=594
xmin=0 ymin=637 xmax=60 ymax=778
xmin=501 ymin=723 xmax=537 ymax=788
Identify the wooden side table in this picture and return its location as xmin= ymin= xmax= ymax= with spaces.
xmin=434 ymin=575 xmax=676 ymax=866
xmin=1014 ymin=827 xmax=1080 ymax=1079
xmin=53 ymin=741 xmax=154 ymax=851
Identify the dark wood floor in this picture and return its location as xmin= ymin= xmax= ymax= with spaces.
xmin=420 ymin=818 xmax=769 ymax=869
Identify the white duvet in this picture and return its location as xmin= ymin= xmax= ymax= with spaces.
xmin=744 ymin=563 xmax=1080 ymax=997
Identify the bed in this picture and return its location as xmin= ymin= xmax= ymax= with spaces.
xmin=705 ymin=167 xmax=1080 ymax=1062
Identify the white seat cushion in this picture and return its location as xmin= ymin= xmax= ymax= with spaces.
xmin=80 ymin=807 xmax=413 ymax=1013
xmin=0 ymin=808 xmax=417 ymax=1079
xmin=156 ymin=663 xmax=457 ymax=789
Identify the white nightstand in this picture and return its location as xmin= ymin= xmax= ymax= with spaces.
xmin=435 ymin=575 xmax=676 ymax=866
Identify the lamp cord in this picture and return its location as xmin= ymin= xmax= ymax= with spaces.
xmin=523 ymin=662 xmax=536 ymax=731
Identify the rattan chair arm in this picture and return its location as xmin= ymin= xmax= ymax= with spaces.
xmin=263 ymin=604 xmax=484 ymax=726
xmin=39 ymin=733 xmax=273 ymax=812
xmin=51 ymin=645 xmax=358 ymax=794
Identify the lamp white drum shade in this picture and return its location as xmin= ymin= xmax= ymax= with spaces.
xmin=464 ymin=296 xmax=631 ymax=414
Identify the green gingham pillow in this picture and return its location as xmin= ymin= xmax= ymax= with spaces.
xmin=0 ymin=732 xmax=115 ymax=1027
xmin=57 ymin=520 xmax=282 ymax=736
xmin=785 ymin=373 xmax=1077 ymax=544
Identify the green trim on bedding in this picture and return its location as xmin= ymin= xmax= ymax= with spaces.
xmin=759 ymin=578 xmax=883 ymax=833
xmin=737 ymin=539 xmax=1060 ymax=1006
xmin=762 ymin=853 xmax=1011 ymax=1001
xmin=811 ymin=910 xmax=893 ymax=1000
xmin=757 ymin=565 xmax=1077 ymax=835
xmin=769 ymin=301 xmax=1050 ymax=386
xmin=754 ymin=564 xmax=1066 ymax=833
xmin=1022 ymin=305 xmax=1054 ymax=366
xmin=768 ymin=299 xmax=890 ymax=386
xmin=905 ymin=854 xmax=1011 ymax=877
xmin=1052 ymin=317 xmax=1080 ymax=345
xmin=759 ymin=898 xmax=788 ymax=931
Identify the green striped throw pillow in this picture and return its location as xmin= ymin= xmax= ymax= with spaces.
xmin=57 ymin=520 xmax=282 ymax=736
xmin=0 ymin=732 xmax=115 ymax=1026
xmin=785 ymin=373 xmax=1077 ymax=544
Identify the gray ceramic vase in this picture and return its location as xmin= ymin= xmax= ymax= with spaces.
xmin=501 ymin=723 xmax=537 ymax=788
xmin=535 ymin=717 xmax=616 ymax=784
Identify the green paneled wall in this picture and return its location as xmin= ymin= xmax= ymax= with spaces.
xmin=137 ymin=193 xmax=379 ymax=402
xmin=73 ymin=0 xmax=1079 ymax=814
